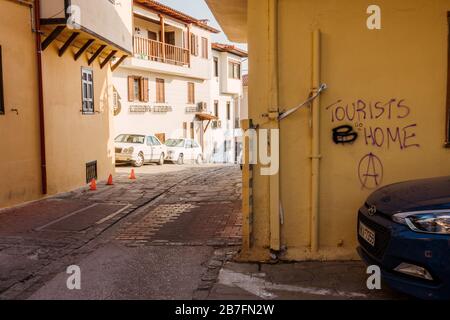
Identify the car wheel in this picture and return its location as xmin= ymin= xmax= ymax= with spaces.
xmin=158 ymin=153 xmax=165 ymax=166
xmin=177 ymin=154 xmax=184 ymax=165
xmin=132 ymin=153 xmax=144 ymax=167
xmin=196 ymin=155 xmax=203 ymax=165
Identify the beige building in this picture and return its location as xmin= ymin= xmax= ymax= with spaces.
xmin=0 ymin=0 xmax=132 ymax=209
xmin=207 ymin=0 xmax=450 ymax=261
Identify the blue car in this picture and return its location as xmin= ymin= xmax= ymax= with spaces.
xmin=357 ymin=176 xmax=450 ymax=300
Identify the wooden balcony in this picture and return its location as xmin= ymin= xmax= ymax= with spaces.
xmin=133 ymin=36 xmax=190 ymax=66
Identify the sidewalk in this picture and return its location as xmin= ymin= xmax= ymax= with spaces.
xmin=204 ymin=260 xmax=409 ymax=300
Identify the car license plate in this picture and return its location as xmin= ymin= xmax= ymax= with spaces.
xmin=359 ymin=222 xmax=376 ymax=247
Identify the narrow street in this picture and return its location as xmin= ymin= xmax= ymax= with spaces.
xmin=0 ymin=164 xmax=406 ymax=300
xmin=0 ymin=165 xmax=241 ymax=300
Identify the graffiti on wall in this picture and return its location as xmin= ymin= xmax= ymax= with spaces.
xmin=326 ymin=98 xmax=419 ymax=189
xmin=358 ymin=153 xmax=384 ymax=190
xmin=332 ymin=125 xmax=358 ymax=144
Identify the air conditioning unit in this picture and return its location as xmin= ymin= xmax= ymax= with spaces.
xmin=212 ymin=120 xmax=222 ymax=129
xmin=197 ymin=102 xmax=207 ymax=112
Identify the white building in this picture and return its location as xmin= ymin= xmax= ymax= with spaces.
xmin=113 ymin=0 xmax=247 ymax=163
xmin=207 ymin=43 xmax=248 ymax=163
xmin=113 ymin=0 xmax=218 ymax=147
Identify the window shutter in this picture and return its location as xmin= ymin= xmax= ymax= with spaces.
xmin=196 ymin=36 xmax=199 ymax=56
xmin=161 ymin=80 xmax=165 ymax=103
xmin=128 ymin=76 xmax=134 ymax=102
xmin=142 ymin=78 xmax=149 ymax=102
xmin=156 ymin=78 xmax=165 ymax=103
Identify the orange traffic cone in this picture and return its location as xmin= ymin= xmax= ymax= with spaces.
xmin=129 ymin=169 xmax=136 ymax=180
xmin=106 ymin=174 xmax=114 ymax=186
xmin=89 ymin=179 xmax=97 ymax=191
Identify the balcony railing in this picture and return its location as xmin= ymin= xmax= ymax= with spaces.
xmin=133 ymin=36 xmax=190 ymax=66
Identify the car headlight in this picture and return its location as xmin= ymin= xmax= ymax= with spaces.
xmin=393 ymin=211 xmax=450 ymax=235
xmin=123 ymin=147 xmax=134 ymax=154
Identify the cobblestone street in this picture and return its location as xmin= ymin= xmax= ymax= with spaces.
xmin=0 ymin=164 xmax=405 ymax=300
xmin=0 ymin=165 xmax=242 ymax=299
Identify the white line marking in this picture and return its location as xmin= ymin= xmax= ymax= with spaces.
xmin=35 ymin=204 xmax=99 ymax=231
xmin=95 ymin=204 xmax=132 ymax=225
xmin=218 ymin=268 xmax=368 ymax=300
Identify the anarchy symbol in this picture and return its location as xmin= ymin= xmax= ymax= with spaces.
xmin=358 ymin=153 xmax=384 ymax=190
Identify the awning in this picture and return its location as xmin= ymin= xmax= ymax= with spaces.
xmin=195 ymin=113 xmax=218 ymax=121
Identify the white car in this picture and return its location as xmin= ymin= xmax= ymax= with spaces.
xmin=165 ymin=138 xmax=203 ymax=165
xmin=115 ymin=134 xmax=167 ymax=167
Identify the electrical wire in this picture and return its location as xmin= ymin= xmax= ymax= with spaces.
xmin=278 ymin=83 xmax=327 ymax=121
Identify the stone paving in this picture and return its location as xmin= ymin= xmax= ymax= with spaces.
xmin=0 ymin=165 xmax=242 ymax=299
xmin=0 ymin=164 xmax=405 ymax=300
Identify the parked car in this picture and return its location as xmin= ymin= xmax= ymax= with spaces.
xmin=165 ymin=138 xmax=203 ymax=165
xmin=357 ymin=176 xmax=450 ymax=300
xmin=115 ymin=134 xmax=166 ymax=167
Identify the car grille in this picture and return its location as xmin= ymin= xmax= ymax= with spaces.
xmin=358 ymin=212 xmax=391 ymax=260
xmin=115 ymin=147 xmax=122 ymax=154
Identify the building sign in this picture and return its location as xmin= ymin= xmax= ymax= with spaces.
xmin=129 ymin=105 xmax=151 ymax=113
xmin=153 ymin=106 xmax=173 ymax=113
xmin=128 ymin=105 xmax=173 ymax=113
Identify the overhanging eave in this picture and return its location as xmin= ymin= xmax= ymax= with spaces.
xmin=205 ymin=0 xmax=248 ymax=43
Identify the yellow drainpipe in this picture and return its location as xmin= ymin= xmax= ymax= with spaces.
xmin=311 ymin=30 xmax=322 ymax=254
xmin=268 ymin=0 xmax=280 ymax=252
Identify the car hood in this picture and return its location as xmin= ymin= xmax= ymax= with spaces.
xmin=166 ymin=146 xmax=184 ymax=151
xmin=115 ymin=142 xmax=143 ymax=149
xmin=366 ymin=176 xmax=450 ymax=215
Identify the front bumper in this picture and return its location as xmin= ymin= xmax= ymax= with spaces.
xmin=115 ymin=153 xmax=136 ymax=163
xmin=357 ymin=207 xmax=450 ymax=300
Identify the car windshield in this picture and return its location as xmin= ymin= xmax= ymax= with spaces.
xmin=165 ymin=139 xmax=185 ymax=147
xmin=115 ymin=134 xmax=145 ymax=144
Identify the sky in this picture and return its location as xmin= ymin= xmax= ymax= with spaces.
xmin=158 ymin=0 xmax=248 ymax=52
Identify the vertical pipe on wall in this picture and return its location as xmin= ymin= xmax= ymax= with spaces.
xmin=34 ymin=0 xmax=48 ymax=195
xmin=310 ymin=30 xmax=321 ymax=253
xmin=268 ymin=0 xmax=280 ymax=252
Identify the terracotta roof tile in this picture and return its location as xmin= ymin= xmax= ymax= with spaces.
xmin=134 ymin=0 xmax=220 ymax=33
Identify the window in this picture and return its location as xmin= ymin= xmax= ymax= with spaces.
xmin=190 ymin=122 xmax=194 ymax=139
xmin=201 ymin=37 xmax=208 ymax=59
xmin=146 ymin=136 xmax=153 ymax=146
xmin=0 ymin=46 xmax=4 ymax=115
xmin=188 ymin=82 xmax=195 ymax=104
xmin=234 ymin=102 xmax=240 ymax=128
xmin=156 ymin=78 xmax=165 ymax=103
xmin=446 ymin=13 xmax=450 ymax=146
xmin=183 ymin=122 xmax=188 ymax=138
xmin=214 ymin=100 xmax=219 ymax=118
xmin=228 ymin=61 xmax=241 ymax=79
xmin=128 ymin=76 xmax=148 ymax=102
xmin=214 ymin=57 xmax=219 ymax=77
xmin=165 ymin=32 xmax=175 ymax=46
xmin=190 ymin=34 xmax=199 ymax=56
xmin=82 ymin=68 xmax=94 ymax=114
xmin=133 ymin=78 xmax=140 ymax=101
xmin=226 ymin=102 xmax=231 ymax=120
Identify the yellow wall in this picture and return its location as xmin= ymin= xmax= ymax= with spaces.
xmin=42 ymin=43 xmax=115 ymax=195
xmin=0 ymin=1 xmax=116 ymax=209
xmin=0 ymin=1 xmax=42 ymax=208
xmin=243 ymin=0 xmax=450 ymax=261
